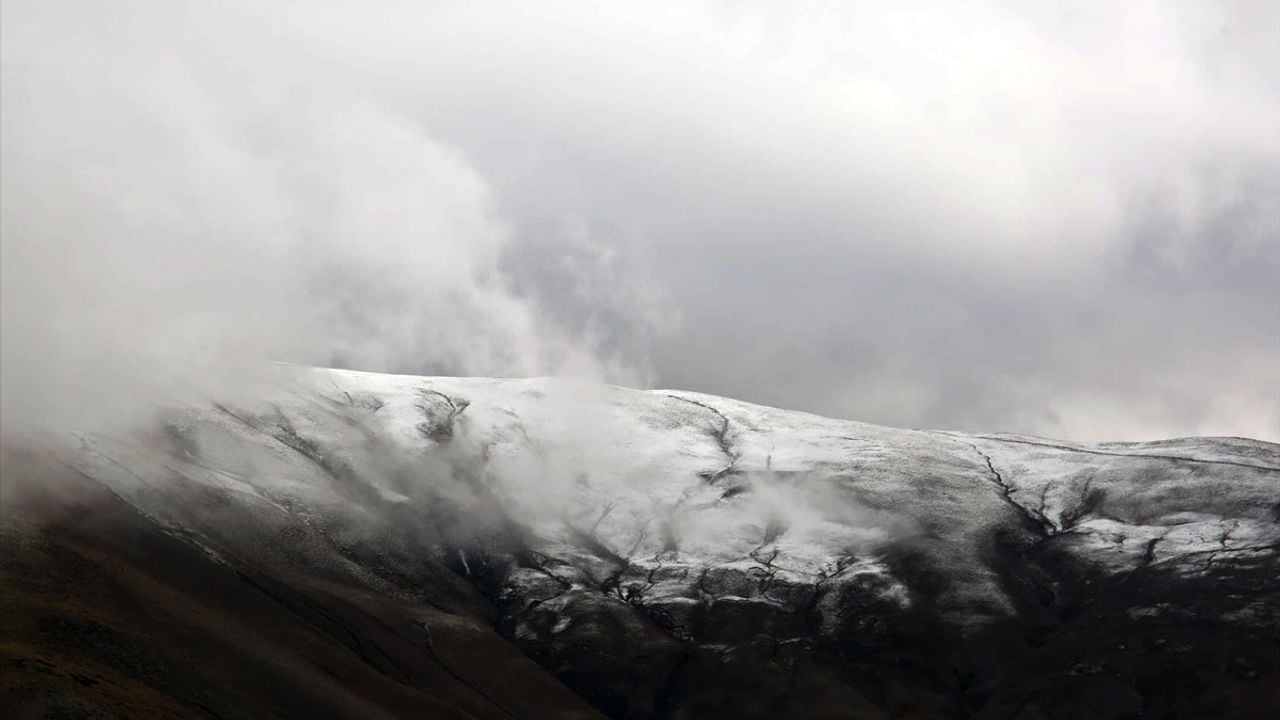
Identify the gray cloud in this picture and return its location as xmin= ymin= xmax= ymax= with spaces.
xmin=2 ymin=0 xmax=1277 ymax=441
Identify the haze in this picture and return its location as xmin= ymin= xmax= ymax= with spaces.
xmin=2 ymin=0 xmax=1277 ymax=441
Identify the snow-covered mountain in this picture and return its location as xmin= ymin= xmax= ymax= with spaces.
xmin=3 ymin=365 xmax=1278 ymax=719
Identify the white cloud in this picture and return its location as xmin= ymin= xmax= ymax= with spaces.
xmin=3 ymin=0 xmax=1276 ymax=441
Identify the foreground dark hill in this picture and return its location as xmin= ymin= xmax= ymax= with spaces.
xmin=2 ymin=366 xmax=1278 ymax=719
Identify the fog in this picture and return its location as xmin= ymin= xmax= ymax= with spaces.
xmin=3 ymin=0 xmax=1277 ymax=441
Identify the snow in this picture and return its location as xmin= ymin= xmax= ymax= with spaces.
xmin=48 ymin=364 xmax=1280 ymax=628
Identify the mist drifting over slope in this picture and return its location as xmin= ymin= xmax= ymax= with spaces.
xmin=2 ymin=0 xmax=1278 ymax=440
xmin=3 ymin=365 xmax=1277 ymax=718
xmin=1 ymin=1 xmax=664 ymax=433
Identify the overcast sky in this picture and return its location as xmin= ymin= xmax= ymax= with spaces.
xmin=3 ymin=0 xmax=1278 ymax=441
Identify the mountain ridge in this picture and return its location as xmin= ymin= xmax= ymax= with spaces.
xmin=3 ymin=365 xmax=1277 ymax=719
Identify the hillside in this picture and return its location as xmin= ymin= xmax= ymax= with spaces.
xmin=3 ymin=365 xmax=1277 ymax=719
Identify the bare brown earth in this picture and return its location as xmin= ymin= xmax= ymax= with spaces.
xmin=1 ymin=449 xmax=601 ymax=720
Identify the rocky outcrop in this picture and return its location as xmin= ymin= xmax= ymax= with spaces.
xmin=3 ymin=366 xmax=1277 ymax=718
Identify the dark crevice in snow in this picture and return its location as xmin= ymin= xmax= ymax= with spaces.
xmin=563 ymin=521 xmax=631 ymax=599
xmin=801 ymin=555 xmax=856 ymax=625
xmin=262 ymin=405 xmax=393 ymax=514
xmin=620 ymin=556 xmax=667 ymax=605
xmin=667 ymin=394 xmax=740 ymax=483
xmin=1140 ymin=535 xmax=1166 ymax=567
xmin=416 ymin=388 xmax=470 ymax=442
xmin=1058 ymin=475 xmax=1104 ymax=532
xmin=523 ymin=551 xmax=574 ymax=590
xmin=497 ymin=407 xmax=548 ymax=473
xmin=748 ymin=547 xmax=781 ymax=595
xmin=213 ymin=402 xmax=391 ymax=516
xmin=589 ymin=502 xmax=616 ymax=538
xmin=969 ymin=444 xmax=1056 ymax=537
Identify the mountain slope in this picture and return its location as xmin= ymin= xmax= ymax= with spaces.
xmin=3 ymin=366 xmax=1278 ymax=719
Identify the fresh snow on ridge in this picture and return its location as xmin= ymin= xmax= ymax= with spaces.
xmin=51 ymin=364 xmax=1280 ymax=633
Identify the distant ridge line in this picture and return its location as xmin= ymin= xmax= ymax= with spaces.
xmin=971 ymin=435 xmax=1280 ymax=473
